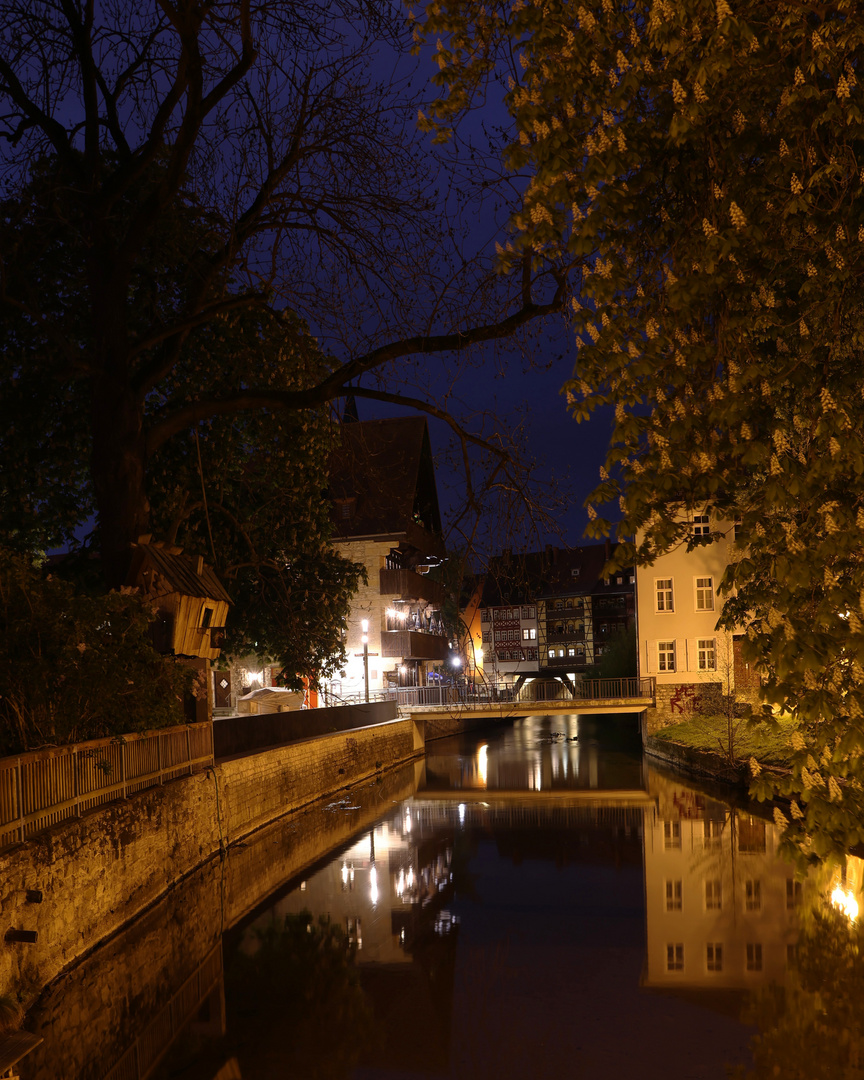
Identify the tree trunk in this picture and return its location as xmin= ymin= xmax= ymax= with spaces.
xmin=90 ymin=371 xmax=150 ymax=588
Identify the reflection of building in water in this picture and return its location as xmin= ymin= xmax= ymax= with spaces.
xmin=247 ymin=814 xmax=455 ymax=966
xmin=643 ymin=776 xmax=802 ymax=990
xmin=422 ymin=714 xmax=644 ymax=795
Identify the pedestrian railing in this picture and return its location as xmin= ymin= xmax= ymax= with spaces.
xmin=0 ymin=722 xmax=214 ymax=851
xmin=102 ymin=942 xmax=223 ymax=1080
xmin=392 ymin=676 xmax=655 ymax=710
xmin=515 ymin=677 xmax=655 ymax=703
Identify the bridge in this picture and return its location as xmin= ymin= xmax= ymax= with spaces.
xmin=393 ymin=676 xmax=655 ymax=721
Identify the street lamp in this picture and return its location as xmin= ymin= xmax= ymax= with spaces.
xmin=361 ymin=619 xmax=369 ymax=702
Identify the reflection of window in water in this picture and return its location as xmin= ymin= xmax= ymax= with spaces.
xmin=665 ymin=880 xmax=683 ymax=911
xmin=705 ymin=879 xmax=722 ymax=911
xmin=666 ymin=943 xmax=684 ymax=971
xmin=346 ymin=917 xmax=362 ymax=950
xmin=746 ymin=943 xmax=763 ymax=971
xmin=786 ymin=878 xmax=802 ymax=909
xmin=706 ymin=943 xmax=723 ymax=972
xmin=786 ymin=943 xmax=798 ymax=967
xmin=703 ymin=819 xmax=724 ymax=845
xmin=738 ymin=816 xmax=767 ymax=853
xmin=745 ymin=879 xmax=762 ymax=912
xmin=663 ymin=820 xmax=681 ymax=849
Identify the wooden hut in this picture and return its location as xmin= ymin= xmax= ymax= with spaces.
xmin=126 ymin=542 xmax=231 ymax=661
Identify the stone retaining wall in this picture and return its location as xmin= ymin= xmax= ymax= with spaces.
xmin=20 ymin=760 xmax=422 ymax=1080
xmin=0 ymin=718 xmax=423 ymax=1005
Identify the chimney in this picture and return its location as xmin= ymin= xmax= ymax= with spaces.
xmin=196 ymin=555 xmax=204 ymax=576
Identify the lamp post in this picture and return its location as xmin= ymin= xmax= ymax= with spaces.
xmin=361 ymin=619 xmax=369 ymax=702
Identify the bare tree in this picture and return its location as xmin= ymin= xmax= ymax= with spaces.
xmin=0 ymin=0 xmax=574 ymax=581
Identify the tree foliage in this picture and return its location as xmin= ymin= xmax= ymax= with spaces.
xmin=416 ymin=0 xmax=864 ymax=856
xmin=0 ymin=548 xmax=193 ymax=752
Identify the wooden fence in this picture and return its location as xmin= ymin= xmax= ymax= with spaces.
xmin=0 ymin=722 xmax=214 ymax=851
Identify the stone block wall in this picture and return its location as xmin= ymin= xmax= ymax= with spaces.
xmin=641 ymin=681 xmax=725 ymax=737
xmin=0 ymin=719 xmax=423 ymax=1006
xmin=21 ymin=760 xmax=423 ymax=1080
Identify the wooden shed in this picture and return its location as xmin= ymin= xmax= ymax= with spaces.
xmin=126 ymin=542 xmax=231 ymax=661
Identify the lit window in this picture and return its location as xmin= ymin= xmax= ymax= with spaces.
xmin=706 ymin=943 xmax=723 ymax=972
xmin=658 ymin=641 xmax=676 ymax=672
xmin=666 ymin=943 xmax=684 ymax=971
xmin=745 ymin=880 xmax=762 ymax=912
xmin=705 ymin=879 xmax=722 ymax=911
xmin=663 ymin=821 xmax=681 ymax=849
xmin=665 ymin=880 xmax=683 ymax=911
xmin=746 ymin=943 xmax=763 ymax=972
xmin=656 ymin=578 xmax=674 ymax=612
xmin=697 ymin=638 xmax=716 ymax=671
xmin=695 ymin=576 xmax=714 ymax=611
xmin=568 ymin=647 xmax=576 ymax=657
xmin=693 ymin=514 xmax=710 ymax=537
xmin=548 ymin=648 xmax=555 ymax=659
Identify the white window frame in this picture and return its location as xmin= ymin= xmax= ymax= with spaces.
xmin=666 ymin=943 xmax=684 ymax=972
xmin=695 ymin=575 xmax=714 ymax=611
xmin=665 ymin=880 xmax=683 ymax=912
xmin=692 ymin=513 xmax=711 ymax=537
xmin=655 ymin=578 xmax=674 ymax=612
xmin=658 ymin=641 xmax=676 ymax=673
xmin=705 ymin=879 xmax=722 ymax=911
xmin=706 ymin=943 xmax=723 ymax=972
xmin=697 ymin=638 xmax=716 ymax=671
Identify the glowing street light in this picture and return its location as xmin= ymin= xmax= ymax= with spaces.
xmin=361 ymin=618 xmax=369 ymax=702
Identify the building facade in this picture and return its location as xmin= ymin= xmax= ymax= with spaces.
xmin=473 ymin=543 xmax=636 ymax=689
xmin=328 ymin=417 xmax=449 ymax=698
xmin=635 ymin=510 xmax=759 ymax=728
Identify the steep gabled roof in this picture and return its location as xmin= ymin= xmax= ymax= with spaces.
xmin=328 ymin=416 xmax=443 ymax=543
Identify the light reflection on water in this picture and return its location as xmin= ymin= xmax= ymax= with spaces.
xmin=21 ymin=715 xmax=864 ymax=1080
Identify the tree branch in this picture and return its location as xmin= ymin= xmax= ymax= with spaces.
xmin=144 ymin=273 xmax=568 ymax=456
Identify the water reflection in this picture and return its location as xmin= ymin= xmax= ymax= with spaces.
xmin=423 ymin=713 xmax=644 ymax=796
xmin=17 ymin=717 xmax=864 ymax=1079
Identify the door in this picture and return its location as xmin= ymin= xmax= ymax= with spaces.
xmin=214 ymin=670 xmax=232 ymax=709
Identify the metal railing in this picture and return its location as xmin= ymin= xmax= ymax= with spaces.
xmin=102 ymin=943 xmax=223 ymax=1080
xmin=515 ymin=676 xmax=654 ymax=703
xmin=392 ymin=676 xmax=655 ymax=710
xmin=0 ymin=722 xmax=214 ymax=851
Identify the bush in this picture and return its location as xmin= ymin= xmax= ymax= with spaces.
xmin=0 ymin=548 xmax=193 ymax=754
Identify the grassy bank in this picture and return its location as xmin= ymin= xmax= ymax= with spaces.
xmin=652 ymin=713 xmax=798 ymax=767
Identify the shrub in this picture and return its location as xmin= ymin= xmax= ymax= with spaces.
xmin=0 ymin=548 xmax=193 ymax=754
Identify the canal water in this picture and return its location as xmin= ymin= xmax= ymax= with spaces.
xmin=22 ymin=715 xmax=864 ymax=1079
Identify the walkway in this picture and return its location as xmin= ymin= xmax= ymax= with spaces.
xmin=397 ymin=676 xmax=655 ymax=721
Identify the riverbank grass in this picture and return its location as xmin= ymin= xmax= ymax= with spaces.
xmin=653 ymin=713 xmax=798 ymax=766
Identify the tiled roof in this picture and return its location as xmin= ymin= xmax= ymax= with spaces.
xmin=329 ymin=416 xmax=443 ymax=543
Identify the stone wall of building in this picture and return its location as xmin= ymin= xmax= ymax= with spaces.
xmin=0 ymin=719 xmax=423 ymax=1008
xmin=641 ymin=681 xmax=725 ymax=737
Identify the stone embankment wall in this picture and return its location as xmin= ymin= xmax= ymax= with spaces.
xmin=0 ymin=718 xmax=424 ymax=1006
xmin=20 ymin=761 xmax=422 ymax=1080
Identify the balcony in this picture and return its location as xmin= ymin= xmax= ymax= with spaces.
xmin=379 ymin=568 xmax=444 ymax=605
xmin=381 ymin=630 xmax=449 ymax=661
xmin=545 ymin=629 xmax=585 ymax=644
xmin=545 ymin=654 xmax=588 ymax=668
